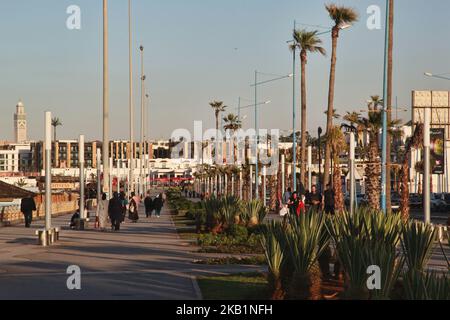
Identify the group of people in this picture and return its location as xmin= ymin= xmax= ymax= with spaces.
xmin=280 ymin=183 xmax=335 ymax=218
xmin=94 ymin=190 xmax=165 ymax=232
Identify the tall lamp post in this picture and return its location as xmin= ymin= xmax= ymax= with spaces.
xmin=102 ymin=0 xmax=110 ymax=197
xmin=381 ymin=0 xmax=391 ymax=214
xmin=128 ymin=0 xmax=135 ymax=197
xmin=251 ymin=71 xmax=293 ymax=199
xmin=139 ymin=45 xmax=145 ymax=197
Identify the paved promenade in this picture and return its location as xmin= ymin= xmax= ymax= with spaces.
xmin=0 ymin=203 xmax=262 ymax=300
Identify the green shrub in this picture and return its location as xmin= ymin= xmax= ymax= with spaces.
xmin=227 ymin=224 xmax=249 ymax=240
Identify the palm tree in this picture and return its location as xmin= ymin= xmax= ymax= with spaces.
xmin=327 ymin=126 xmax=347 ymax=212
xmin=323 ymin=3 xmax=359 ymax=189
xmin=209 ymin=100 xmax=227 ymax=134
xmin=223 ymin=113 xmax=242 ymax=163
xmin=291 ymin=29 xmax=326 ymax=189
xmin=51 ymin=117 xmax=63 ymax=142
xmin=386 ymin=0 xmax=395 ymax=212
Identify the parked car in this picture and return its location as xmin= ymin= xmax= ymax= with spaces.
xmin=442 ymin=193 xmax=450 ymax=210
xmin=409 ymin=193 xmax=422 ymax=208
xmin=431 ymin=193 xmax=447 ymax=212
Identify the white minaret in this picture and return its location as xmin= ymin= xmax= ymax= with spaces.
xmin=14 ymin=100 xmax=27 ymax=143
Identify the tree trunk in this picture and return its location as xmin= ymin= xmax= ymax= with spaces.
xmin=365 ymin=136 xmax=381 ymax=211
xmin=333 ymin=160 xmax=344 ymax=213
xmin=386 ymin=0 xmax=395 ymax=212
xmin=324 ymin=27 xmax=339 ymax=189
xmin=300 ymin=51 xmax=308 ymax=189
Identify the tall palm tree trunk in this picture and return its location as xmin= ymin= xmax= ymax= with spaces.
xmin=386 ymin=0 xmax=394 ymax=212
xmin=366 ymin=137 xmax=381 ymax=211
xmin=300 ymin=51 xmax=308 ymax=189
xmin=324 ymin=27 xmax=339 ymax=189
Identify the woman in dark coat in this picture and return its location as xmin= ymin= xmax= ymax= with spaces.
xmin=108 ymin=192 xmax=123 ymax=231
xmin=128 ymin=192 xmax=139 ymax=223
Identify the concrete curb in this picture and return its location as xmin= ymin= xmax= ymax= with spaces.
xmin=191 ymin=275 xmax=203 ymax=300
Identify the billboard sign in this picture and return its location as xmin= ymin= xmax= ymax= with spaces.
xmin=430 ymin=128 xmax=445 ymax=175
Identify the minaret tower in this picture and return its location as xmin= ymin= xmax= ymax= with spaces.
xmin=14 ymin=100 xmax=27 ymax=143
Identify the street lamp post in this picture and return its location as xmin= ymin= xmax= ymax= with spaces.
xmin=140 ymin=45 xmax=145 ymax=198
xmin=424 ymin=107 xmax=431 ymax=223
xmin=381 ymin=0 xmax=391 ymax=214
xmin=251 ymin=71 xmax=293 ymax=199
xmin=41 ymin=111 xmax=53 ymax=246
xmin=291 ymin=20 xmax=297 ymax=193
xmin=349 ymin=132 xmax=356 ymax=216
xmin=102 ymin=0 xmax=110 ymax=197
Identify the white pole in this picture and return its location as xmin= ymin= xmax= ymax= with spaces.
xmin=349 ymin=132 xmax=356 ymax=216
xmin=109 ymin=157 xmax=113 ymax=197
xmin=424 ymin=107 xmax=431 ymax=224
xmin=239 ymin=169 xmax=243 ymax=199
xmin=249 ymin=165 xmax=253 ymax=200
xmin=128 ymin=0 xmax=135 ymax=195
xmin=263 ymin=166 xmax=267 ymax=206
xmin=44 ymin=112 xmax=52 ymax=232
xmin=96 ymin=148 xmax=101 ymax=220
xmin=307 ymin=146 xmax=312 ymax=191
xmin=102 ymin=0 xmax=110 ymax=197
xmin=281 ymin=154 xmax=285 ymax=193
xmin=231 ymin=174 xmax=235 ymax=196
xmin=79 ymin=135 xmax=86 ymax=222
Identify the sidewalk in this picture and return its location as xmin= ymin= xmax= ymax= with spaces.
xmin=0 ymin=197 xmax=265 ymax=300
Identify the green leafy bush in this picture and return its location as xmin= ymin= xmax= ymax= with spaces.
xmin=227 ymin=224 xmax=249 ymax=240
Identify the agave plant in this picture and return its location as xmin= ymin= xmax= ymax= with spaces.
xmin=202 ymin=196 xmax=223 ymax=234
xmin=403 ymin=270 xmax=450 ymax=300
xmin=327 ymin=209 xmax=404 ymax=299
xmin=242 ymin=199 xmax=266 ymax=227
xmin=401 ymin=221 xmax=437 ymax=272
xmin=219 ymin=196 xmax=242 ymax=227
xmin=261 ymin=221 xmax=286 ymax=300
xmin=284 ymin=213 xmax=328 ymax=300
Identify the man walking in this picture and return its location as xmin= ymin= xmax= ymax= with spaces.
xmin=153 ymin=193 xmax=164 ymax=218
xmin=20 ymin=196 xmax=36 ymax=228
xmin=144 ymin=191 xmax=153 ymax=218
xmin=108 ymin=192 xmax=123 ymax=231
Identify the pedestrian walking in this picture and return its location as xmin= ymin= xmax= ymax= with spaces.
xmin=323 ymin=183 xmax=335 ymax=215
xmin=153 ymin=193 xmax=164 ymax=218
xmin=98 ymin=193 xmax=109 ymax=231
xmin=307 ymin=185 xmax=322 ymax=212
xmin=120 ymin=191 xmax=128 ymax=223
xmin=20 ymin=196 xmax=36 ymax=228
xmin=108 ymin=192 xmax=123 ymax=231
xmin=144 ymin=191 xmax=153 ymax=218
xmin=128 ymin=192 xmax=139 ymax=222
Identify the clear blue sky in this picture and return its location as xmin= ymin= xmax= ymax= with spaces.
xmin=1 ymin=0 xmax=449 ymax=141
